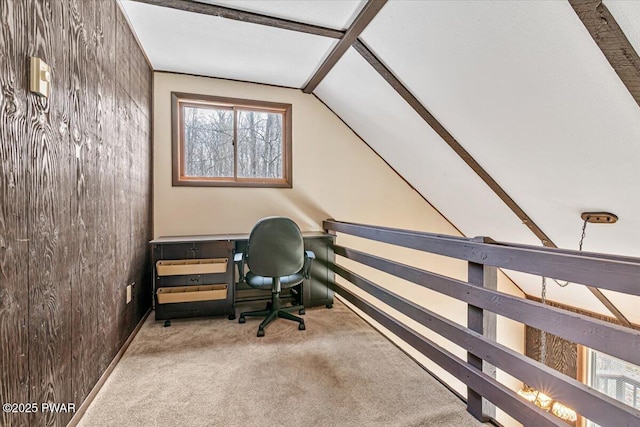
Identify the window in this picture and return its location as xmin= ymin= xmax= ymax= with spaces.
xmin=171 ymin=92 xmax=292 ymax=187
xmin=586 ymin=348 xmax=640 ymax=427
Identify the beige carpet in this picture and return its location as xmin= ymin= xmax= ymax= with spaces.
xmin=79 ymin=300 xmax=482 ymax=427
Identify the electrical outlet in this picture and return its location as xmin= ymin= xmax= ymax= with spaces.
xmin=126 ymin=284 xmax=132 ymax=304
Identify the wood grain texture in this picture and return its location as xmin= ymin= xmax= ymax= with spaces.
xmin=95 ymin=0 xmax=118 ymax=370
xmin=526 ymin=326 xmax=577 ymax=379
xmin=569 ymin=0 xmax=640 ymax=109
xmin=0 ymin=1 xmax=30 ymax=426
xmin=26 ymin=0 xmax=74 ymax=425
xmin=69 ymin=0 xmax=99 ymax=407
xmin=1 ymin=1 xmax=152 ymax=426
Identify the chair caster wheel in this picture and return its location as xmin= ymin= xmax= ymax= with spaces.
xmin=228 ymin=313 xmax=236 ymax=320
xmin=299 ymin=308 xmax=305 ymax=315
xmin=239 ymin=317 xmax=246 ymax=324
xmin=298 ymin=323 xmax=305 ymax=331
xmin=326 ymin=303 xmax=333 ymax=309
xmin=163 ymin=320 xmax=171 ymax=327
xmin=257 ymin=328 xmax=265 ymax=337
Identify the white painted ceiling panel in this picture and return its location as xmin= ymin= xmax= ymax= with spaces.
xmin=201 ymin=0 xmax=366 ymax=30
xmin=604 ymin=0 xmax=640 ymax=55
xmin=119 ymin=1 xmax=336 ymax=88
xmin=315 ymin=48 xmax=540 ymax=245
xmin=313 ymin=49 xmax=623 ymax=316
xmin=361 ymin=0 xmax=640 ymax=257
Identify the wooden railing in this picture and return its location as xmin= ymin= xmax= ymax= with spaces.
xmin=323 ymin=219 xmax=640 ymax=427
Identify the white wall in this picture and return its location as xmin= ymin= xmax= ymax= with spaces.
xmin=154 ymin=72 xmax=524 ymax=426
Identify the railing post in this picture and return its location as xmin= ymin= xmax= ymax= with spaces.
xmin=467 ymin=238 xmax=497 ymax=421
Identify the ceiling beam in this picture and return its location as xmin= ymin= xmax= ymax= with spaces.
xmin=569 ymin=0 xmax=640 ymax=109
xmin=352 ymin=40 xmax=553 ymax=246
xmin=302 ymin=0 xmax=388 ymax=94
xmin=352 ymin=40 xmax=632 ymax=327
xmin=129 ymin=0 xmax=345 ymax=39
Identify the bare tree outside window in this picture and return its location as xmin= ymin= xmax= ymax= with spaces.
xmin=237 ymin=110 xmax=283 ymax=179
xmin=172 ymin=92 xmax=292 ymax=187
xmin=183 ymin=106 xmax=234 ymax=178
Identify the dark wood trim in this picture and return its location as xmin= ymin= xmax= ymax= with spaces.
xmin=332 ymin=266 xmax=640 ymax=427
xmin=130 ymin=0 xmax=345 ymax=39
xmin=325 ymin=220 xmax=640 ymax=297
xmin=302 ymin=0 xmax=387 ymax=93
xmin=467 ymin=261 xmax=497 ymax=421
xmin=334 ymin=283 xmax=564 ymax=426
xmin=569 ymin=0 xmax=640 ymax=109
xmin=332 ymin=245 xmax=640 ymax=366
xmin=171 ymin=92 xmax=181 ymax=186
xmin=171 ymin=92 xmax=292 ymax=188
xmin=171 ymin=92 xmax=293 ymax=111
xmin=67 ymin=309 xmax=151 ymax=427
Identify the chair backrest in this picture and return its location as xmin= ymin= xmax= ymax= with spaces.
xmin=246 ymin=217 xmax=304 ymax=278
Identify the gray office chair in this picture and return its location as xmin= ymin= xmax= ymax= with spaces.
xmin=235 ymin=217 xmax=315 ymax=337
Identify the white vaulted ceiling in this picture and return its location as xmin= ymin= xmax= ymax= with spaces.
xmin=120 ymin=1 xmax=339 ymax=87
xmin=119 ymin=0 xmax=640 ymax=323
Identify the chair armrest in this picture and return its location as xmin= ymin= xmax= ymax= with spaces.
xmin=303 ymin=250 xmax=315 ymax=279
xmin=234 ymin=252 xmax=245 ymax=282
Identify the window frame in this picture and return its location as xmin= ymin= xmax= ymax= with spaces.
xmin=171 ymin=92 xmax=293 ymax=188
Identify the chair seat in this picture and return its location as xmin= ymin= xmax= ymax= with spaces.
xmin=245 ymin=271 xmax=304 ymax=289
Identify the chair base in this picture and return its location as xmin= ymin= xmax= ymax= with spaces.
xmin=239 ymin=292 xmax=305 ymax=337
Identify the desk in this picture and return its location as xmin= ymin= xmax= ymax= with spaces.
xmin=150 ymin=232 xmax=334 ymax=324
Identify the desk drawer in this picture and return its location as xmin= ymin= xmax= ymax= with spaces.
xmin=157 ymin=284 xmax=228 ymax=304
xmin=156 ymin=258 xmax=228 ymax=276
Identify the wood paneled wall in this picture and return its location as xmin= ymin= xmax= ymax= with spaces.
xmin=0 ymin=1 xmax=152 ymax=426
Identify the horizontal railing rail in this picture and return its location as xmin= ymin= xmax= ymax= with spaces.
xmin=325 ymin=219 xmax=640 ymax=295
xmin=333 ymin=245 xmax=640 ymax=367
xmin=323 ymin=219 xmax=640 ymax=427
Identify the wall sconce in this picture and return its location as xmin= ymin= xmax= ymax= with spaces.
xmin=30 ymin=57 xmax=51 ymax=98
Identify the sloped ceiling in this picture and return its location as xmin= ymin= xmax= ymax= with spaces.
xmin=119 ymin=0 xmax=640 ymax=324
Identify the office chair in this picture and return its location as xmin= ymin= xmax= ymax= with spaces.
xmin=235 ymin=217 xmax=315 ymax=337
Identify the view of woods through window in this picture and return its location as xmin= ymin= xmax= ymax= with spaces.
xmin=182 ymin=104 xmax=284 ymax=181
xmin=172 ymin=92 xmax=292 ymax=187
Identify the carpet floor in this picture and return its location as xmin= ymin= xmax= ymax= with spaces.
xmin=78 ymin=300 xmax=483 ymax=427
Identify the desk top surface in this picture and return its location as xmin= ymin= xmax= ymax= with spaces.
xmin=150 ymin=231 xmax=332 ymax=245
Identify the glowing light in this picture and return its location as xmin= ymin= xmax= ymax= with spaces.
xmin=551 ymin=401 xmax=578 ymax=422
xmin=518 ymin=385 xmax=577 ymax=423
xmin=517 ymin=386 xmax=552 ymax=410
